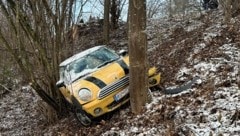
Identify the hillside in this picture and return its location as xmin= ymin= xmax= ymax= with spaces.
xmin=0 ymin=10 xmax=239 ymax=135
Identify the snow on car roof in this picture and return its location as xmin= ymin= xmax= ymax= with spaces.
xmin=59 ymin=45 xmax=104 ymax=67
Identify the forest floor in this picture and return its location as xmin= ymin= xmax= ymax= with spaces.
xmin=0 ymin=10 xmax=240 ymax=135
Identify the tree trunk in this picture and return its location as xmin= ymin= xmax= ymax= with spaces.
xmin=110 ymin=0 xmax=119 ymax=29
xmin=128 ymin=0 xmax=148 ymax=114
xmin=103 ymin=0 xmax=110 ymax=45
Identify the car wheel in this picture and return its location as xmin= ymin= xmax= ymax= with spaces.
xmin=75 ymin=108 xmax=92 ymax=126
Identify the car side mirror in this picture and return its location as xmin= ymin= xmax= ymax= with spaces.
xmin=56 ymin=80 xmax=66 ymax=88
xmin=118 ymin=49 xmax=127 ymax=56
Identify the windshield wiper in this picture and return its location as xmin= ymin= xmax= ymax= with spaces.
xmin=97 ymin=59 xmax=116 ymax=68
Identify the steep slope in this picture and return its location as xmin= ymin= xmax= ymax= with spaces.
xmin=1 ymin=10 xmax=239 ymax=135
xmin=43 ymin=10 xmax=240 ymax=135
xmin=101 ymin=10 xmax=240 ymax=135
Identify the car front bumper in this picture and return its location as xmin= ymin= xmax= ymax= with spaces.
xmin=81 ymin=86 xmax=129 ymax=117
xmin=81 ymin=73 xmax=160 ymax=117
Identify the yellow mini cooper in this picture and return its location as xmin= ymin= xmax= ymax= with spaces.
xmin=56 ymin=46 xmax=160 ymax=126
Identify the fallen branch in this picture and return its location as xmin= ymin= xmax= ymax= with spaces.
xmin=0 ymin=83 xmax=11 ymax=92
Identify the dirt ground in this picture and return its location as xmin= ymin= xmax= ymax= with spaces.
xmin=0 ymin=10 xmax=239 ymax=135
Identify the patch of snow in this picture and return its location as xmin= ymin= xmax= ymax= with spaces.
xmin=186 ymin=21 xmax=204 ymax=32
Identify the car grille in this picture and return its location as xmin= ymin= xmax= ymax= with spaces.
xmin=98 ymin=76 xmax=129 ymax=99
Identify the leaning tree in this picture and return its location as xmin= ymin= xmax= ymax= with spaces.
xmin=0 ymin=0 xmax=79 ymax=122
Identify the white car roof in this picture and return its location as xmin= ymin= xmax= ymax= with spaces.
xmin=59 ymin=45 xmax=104 ymax=67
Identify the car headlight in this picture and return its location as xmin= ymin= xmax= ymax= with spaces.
xmin=78 ymin=88 xmax=92 ymax=102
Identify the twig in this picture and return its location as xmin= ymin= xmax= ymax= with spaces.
xmin=0 ymin=83 xmax=11 ymax=92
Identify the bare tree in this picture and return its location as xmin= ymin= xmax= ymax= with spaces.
xmin=75 ymin=0 xmax=90 ymax=23
xmin=147 ymin=0 xmax=164 ymax=18
xmin=0 ymin=0 xmax=75 ymax=122
xmin=103 ymin=0 xmax=110 ymax=44
xmin=98 ymin=0 xmax=127 ymax=28
xmin=128 ymin=0 xmax=149 ymax=113
xmin=110 ymin=0 xmax=127 ymax=29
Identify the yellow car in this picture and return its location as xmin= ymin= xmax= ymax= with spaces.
xmin=56 ymin=46 xmax=160 ymax=126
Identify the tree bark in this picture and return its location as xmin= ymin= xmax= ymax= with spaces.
xmin=103 ymin=0 xmax=110 ymax=45
xmin=110 ymin=0 xmax=119 ymax=29
xmin=128 ymin=0 xmax=148 ymax=114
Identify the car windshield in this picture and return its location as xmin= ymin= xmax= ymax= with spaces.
xmin=60 ymin=47 xmax=119 ymax=84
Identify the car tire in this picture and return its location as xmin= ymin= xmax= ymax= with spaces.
xmin=75 ymin=108 xmax=92 ymax=126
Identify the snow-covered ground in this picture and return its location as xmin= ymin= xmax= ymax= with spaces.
xmin=0 ymin=10 xmax=239 ymax=135
xmin=102 ymin=11 xmax=240 ymax=136
xmin=0 ymin=86 xmax=45 ymax=136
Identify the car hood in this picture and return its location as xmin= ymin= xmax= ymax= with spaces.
xmin=70 ymin=56 xmax=129 ymax=103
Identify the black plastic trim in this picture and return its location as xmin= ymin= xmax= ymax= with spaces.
xmin=84 ymin=76 xmax=107 ymax=89
xmin=116 ymin=60 xmax=129 ymax=75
